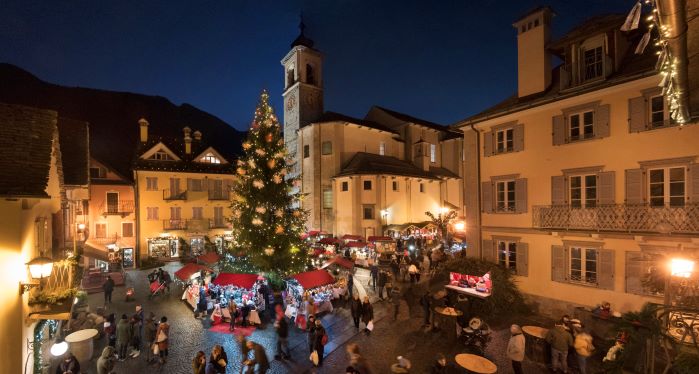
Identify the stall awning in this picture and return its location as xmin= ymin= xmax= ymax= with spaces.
xmin=346 ymin=241 xmax=367 ymax=248
xmin=291 ymin=269 xmax=335 ymax=289
xmin=174 ymin=263 xmax=212 ymax=281
xmin=212 ymin=273 xmax=259 ymax=289
xmin=322 ymin=256 xmax=354 ymax=270
xmin=197 ymin=252 xmax=220 ymax=265
xmin=318 ymin=237 xmax=340 ymax=245
xmin=367 ymin=236 xmax=394 ymax=242
xmin=307 ymin=230 xmax=329 ymax=237
xmin=341 ymin=234 xmax=363 ymax=241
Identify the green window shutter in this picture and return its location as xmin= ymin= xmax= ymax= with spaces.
xmin=482 ymin=239 xmax=494 ymax=263
xmin=625 ymin=251 xmax=645 ymax=295
xmin=481 ymin=181 xmax=493 ymax=213
xmin=597 ymin=171 xmax=616 ymax=205
xmin=515 ymin=178 xmax=528 ymax=213
xmin=516 ymin=242 xmax=529 ymax=277
xmin=552 ymin=115 xmax=566 ymax=145
xmin=513 ymin=124 xmax=524 ymax=152
xmin=628 ymin=96 xmax=647 ymax=132
xmin=551 ymin=245 xmax=567 ymax=282
xmin=597 ymin=249 xmax=615 ymax=290
xmin=624 ymin=168 xmax=644 ymax=205
xmin=551 ymin=175 xmax=566 ymax=205
xmin=483 ymin=132 xmax=494 ymax=156
xmin=595 ymin=104 xmax=611 ymax=138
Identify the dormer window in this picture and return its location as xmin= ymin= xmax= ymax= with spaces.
xmin=151 ymin=151 xmax=174 ymax=161
xmin=583 ymin=46 xmax=604 ymax=81
xmin=199 ymin=152 xmax=221 ymax=164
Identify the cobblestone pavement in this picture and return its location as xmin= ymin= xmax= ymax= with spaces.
xmin=77 ymin=263 xmax=555 ymax=374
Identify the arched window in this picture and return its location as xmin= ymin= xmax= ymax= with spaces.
xmin=306 ymin=64 xmax=315 ymax=85
xmin=287 ymin=65 xmax=295 ymax=87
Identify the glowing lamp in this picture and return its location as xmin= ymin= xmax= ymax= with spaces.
xmin=50 ymin=340 xmax=68 ymax=357
xmin=76 ymin=223 xmax=86 ymax=231
xmin=454 ymin=222 xmax=466 ymax=232
xmin=439 ymin=207 xmax=450 ymax=214
xmin=670 ymin=259 xmax=695 ymax=278
xmin=27 ymin=256 xmax=54 ymax=279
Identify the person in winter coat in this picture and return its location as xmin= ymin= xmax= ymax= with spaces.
xmin=420 ymin=291 xmax=432 ymax=326
xmin=408 ymin=263 xmax=418 ymax=284
xmin=545 ymin=321 xmax=574 ymax=373
xmin=143 ymin=312 xmax=157 ymax=363
xmin=56 ymin=353 xmax=80 ymax=374
xmin=350 ymin=294 xmax=363 ymax=329
xmin=346 ymin=343 xmax=371 ymax=374
xmin=196 ymin=286 xmax=208 ymax=319
xmin=116 ymin=314 xmax=132 ymax=361
xmin=430 ymin=353 xmax=449 ymax=374
xmin=573 ymin=324 xmax=594 ymax=374
xmin=96 ymin=346 xmax=116 ymax=374
xmin=228 ymin=301 xmax=239 ymax=331
xmin=192 ymin=351 xmax=206 ymax=374
xmin=274 ymin=314 xmax=290 ymax=360
xmin=156 ymin=316 xmax=170 ymax=364
xmin=390 ymin=287 xmax=401 ymax=321
xmin=377 ymin=270 xmax=388 ymax=299
xmin=210 ymin=345 xmax=227 ymax=373
xmin=369 ymin=264 xmax=378 ymax=290
xmin=361 ymin=296 xmax=373 ymax=334
xmin=237 ymin=335 xmax=250 ymax=366
xmin=347 ymin=273 xmax=354 ymax=299
xmin=104 ymin=313 xmax=116 ymax=347
xmin=245 ymin=340 xmax=270 ymax=373
xmin=312 ymin=319 xmax=327 ymax=367
xmin=102 ymin=276 xmax=115 ymax=305
xmin=507 ymin=324 xmax=525 ymax=374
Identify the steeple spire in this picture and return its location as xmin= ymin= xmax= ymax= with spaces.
xmin=291 ymin=13 xmax=314 ymax=48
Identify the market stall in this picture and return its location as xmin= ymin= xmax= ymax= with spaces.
xmin=175 ymin=263 xmax=213 ymax=309
xmin=367 ymin=236 xmax=397 ymax=253
xmin=317 ymin=237 xmax=341 ymax=253
xmin=211 ymin=273 xmax=265 ymax=325
xmin=445 ymin=271 xmax=492 ymax=299
xmin=286 ymin=269 xmax=337 ymax=317
xmin=341 ymin=234 xmax=364 ymax=243
xmin=197 ymin=252 xmax=220 ymax=266
xmin=322 ymin=256 xmax=354 ymax=299
xmin=344 ymin=241 xmax=372 ymax=266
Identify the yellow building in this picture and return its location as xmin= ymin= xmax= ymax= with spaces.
xmin=133 ymin=119 xmax=236 ymax=262
xmin=455 ymin=8 xmax=699 ymax=315
xmin=282 ymin=28 xmax=464 ymax=239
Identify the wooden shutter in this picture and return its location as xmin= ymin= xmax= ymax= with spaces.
xmin=516 ymin=242 xmax=529 ymax=277
xmin=597 ymin=171 xmax=616 ymax=205
xmin=552 ymin=115 xmax=566 ymax=145
xmin=513 ymin=124 xmax=524 ymax=152
xmin=187 ymin=178 xmax=193 ymax=191
xmin=482 ymin=239 xmax=495 ymax=262
xmin=551 ymin=175 xmax=566 ymax=205
xmin=689 ymin=164 xmax=699 ymax=203
xmin=481 ymin=181 xmax=493 ymax=213
xmin=515 ymin=178 xmax=528 ymax=213
xmin=595 ymin=104 xmax=611 ymax=138
xmin=597 ymin=249 xmax=615 ymax=290
xmin=202 ymin=177 xmax=209 ymax=191
xmin=625 ymin=168 xmax=644 ymax=204
xmin=483 ymin=132 xmax=493 ymax=156
xmin=551 ymin=245 xmax=567 ymax=282
xmin=628 ymin=96 xmax=647 ymax=132
xmin=625 ymin=251 xmax=645 ymax=295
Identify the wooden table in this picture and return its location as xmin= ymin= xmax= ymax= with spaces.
xmin=522 ymin=325 xmax=549 ymax=364
xmin=522 ymin=325 xmax=548 ymax=338
xmin=434 ymin=307 xmax=462 ymax=339
xmin=65 ymin=328 xmax=98 ymax=362
xmin=435 ymin=306 xmax=463 ymax=317
xmin=455 ymin=353 xmax=497 ymax=373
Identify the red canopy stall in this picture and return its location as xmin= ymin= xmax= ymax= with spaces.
xmin=197 ymin=252 xmax=220 ymax=265
xmin=210 ymin=272 xmax=265 ymax=310
xmin=286 ymin=269 xmax=339 ymax=315
xmin=175 ymin=263 xmax=213 ymax=309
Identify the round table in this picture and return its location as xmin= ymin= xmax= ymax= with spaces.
xmin=434 ymin=307 xmax=463 ymax=339
xmin=455 ymin=353 xmax=497 ymax=373
xmin=65 ymin=328 xmax=98 ymax=362
xmin=522 ymin=325 xmax=549 ymax=364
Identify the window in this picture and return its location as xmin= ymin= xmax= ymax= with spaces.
xmin=569 ymin=247 xmax=597 ymax=284
xmin=495 ymin=180 xmax=516 ymax=212
xmin=570 ymin=175 xmax=597 ymax=208
xmin=213 ymin=207 xmax=224 ymax=227
xmin=150 ymin=151 xmax=174 ymax=161
xmin=170 ymin=207 xmax=181 ymax=220
xmin=497 ymin=241 xmax=517 ymax=271
xmin=303 ymin=145 xmax=310 ymax=158
xmin=419 ymin=183 xmax=425 ymax=193
xmin=287 ymin=65 xmax=295 ymax=87
xmin=146 ymin=207 xmax=159 ymax=220
xmin=192 ymin=207 xmax=203 ymax=220
xmin=392 ymin=181 xmax=399 ymax=191
xmin=188 ymin=178 xmax=203 ymax=192
xmin=95 ymin=223 xmax=107 ymax=238
xmin=496 ymin=128 xmax=514 ymax=153
xmin=648 ymin=95 xmax=674 ymax=128
xmin=323 ymin=188 xmax=332 ymax=209
xmin=363 ymin=180 xmax=372 ymax=190
xmin=363 ymin=205 xmax=375 ymax=220
xmin=199 ymin=152 xmax=221 ymax=164
xmin=306 ymin=64 xmax=315 ymax=85
xmin=146 ymin=177 xmax=158 ymax=191
xmin=583 ymin=46 xmax=603 ymax=81
xmin=122 ymin=222 xmax=134 ymax=237
xmin=35 ymin=217 xmax=49 ymax=253
xmin=321 ymin=141 xmax=332 ymax=155
xmin=379 ymin=142 xmax=386 ymax=156
xmin=430 ymin=144 xmax=436 ymax=163
xmin=569 ymin=111 xmax=594 ymax=141
xmin=90 ymin=167 xmax=105 ymax=178
xmin=649 ymin=167 xmax=685 ymax=207
xmin=341 ymin=181 xmax=349 ymax=192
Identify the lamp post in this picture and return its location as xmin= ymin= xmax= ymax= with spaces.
xmin=73 ymin=222 xmax=85 ymax=257
xmin=20 ymin=256 xmax=55 ymax=295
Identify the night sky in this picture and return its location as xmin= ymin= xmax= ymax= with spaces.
xmin=0 ymin=0 xmax=632 ymax=130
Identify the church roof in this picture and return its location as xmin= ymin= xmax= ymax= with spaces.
xmin=291 ymin=20 xmax=315 ymax=49
xmin=314 ymin=111 xmax=399 ymax=134
xmin=337 ymin=152 xmax=457 ymax=180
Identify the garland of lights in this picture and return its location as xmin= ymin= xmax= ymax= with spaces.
xmin=33 ymin=319 xmax=58 ymax=374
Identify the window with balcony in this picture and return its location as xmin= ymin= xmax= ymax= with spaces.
xmin=649 ymin=167 xmax=685 ymax=207
xmin=496 ymin=180 xmax=516 ymax=212
xmin=192 ymin=207 xmax=203 ymax=220
xmin=570 ymin=175 xmax=597 ymax=208
xmin=321 ymin=141 xmax=332 ymax=155
xmin=170 ymin=207 xmax=181 ymax=220
xmin=363 ymin=205 xmax=375 ymax=220
xmin=146 ymin=177 xmax=158 ymax=191
xmin=583 ymin=46 xmax=604 ymax=81
xmin=569 ymin=111 xmax=595 ymax=141
xmin=341 ymin=181 xmax=349 ymax=192
xmin=122 ymin=222 xmax=134 ymax=237
xmin=497 ymin=241 xmax=517 ymax=272
xmin=363 ymin=180 xmax=372 ymax=191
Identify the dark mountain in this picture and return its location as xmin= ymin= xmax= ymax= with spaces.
xmin=0 ymin=63 xmax=244 ymax=180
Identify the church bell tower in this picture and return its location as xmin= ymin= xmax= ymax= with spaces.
xmin=281 ymin=20 xmax=323 ymax=176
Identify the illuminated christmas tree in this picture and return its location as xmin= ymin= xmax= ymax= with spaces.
xmin=228 ymin=90 xmax=308 ymax=278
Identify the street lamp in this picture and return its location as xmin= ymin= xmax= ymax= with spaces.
xmin=72 ymin=222 xmax=85 ymax=256
xmin=454 ymin=221 xmax=466 ymax=232
xmin=670 ymin=258 xmax=695 ymax=278
xmin=20 ymin=256 xmax=55 ymax=295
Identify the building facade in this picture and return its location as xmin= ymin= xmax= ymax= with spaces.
xmin=282 ymin=29 xmax=465 ymax=239
xmin=456 ymin=7 xmax=699 ymax=314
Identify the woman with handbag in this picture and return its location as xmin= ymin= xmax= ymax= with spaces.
xmin=155 ymin=316 xmax=170 ymax=364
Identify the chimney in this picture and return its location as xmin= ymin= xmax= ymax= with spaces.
xmin=139 ymin=118 xmax=149 ymax=143
xmin=183 ymin=126 xmax=192 ymax=154
xmin=513 ymin=7 xmax=554 ymax=98
xmin=193 ymin=130 xmax=202 ymax=141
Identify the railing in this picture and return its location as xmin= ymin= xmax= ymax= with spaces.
xmin=187 ymin=219 xmax=210 ymax=231
xmin=101 ymin=200 xmax=134 ymax=215
xmin=209 ymin=219 xmax=229 ymax=229
xmin=163 ymin=189 xmax=187 ymax=200
xmin=163 ymin=219 xmax=186 ymax=230
xmin=532 ymin=203 xmax=699 ymax=234
xmin=208 ymin=189 xmax=229 ymax=200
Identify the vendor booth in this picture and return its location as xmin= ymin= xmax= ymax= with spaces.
xmin=211 ymin=273 xmax=265 ymax=325
xmin=214 ymin=232 xmax=234 ymax=253
xmin=286 ymin=269 xmax=337 ymax=318
xmin=344 ymin=241 xmax=372 ymax=266
xmin=341 ymin=234 xmax=363 ymax=243
xmin=197 ymin=252 xmax=220 ymax=266
xmin=175 ymin=263 xmax=213 ymax=309
xmin=445 ymin=271 xmax=492 ymax=299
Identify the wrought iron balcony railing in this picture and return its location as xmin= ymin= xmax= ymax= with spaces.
xmin=186 ymin=219 xmax=210 ymax=231
xmin=101 ymin=200 xmax=134 ymax=216
xmin=163 ymin=219 xmax=186 ymax=230
xmin=208 ymin=189 xmax=229 ymax=200
xmin=209 ymin=219 xmax=229 ymax=229
xmin=163 ymin=189 xmax=187 ymax=200
xmin=532 ymin=203 xmax=699 ymax=234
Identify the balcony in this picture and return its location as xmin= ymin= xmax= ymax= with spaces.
xmin=208 ymin=189 xmax=229 ymax=201
xmin=187 ymin=219 xmax=210 ymax=231
xmin=532 ymin=203 xmax=699 ymax=234
xmin=101 ymin=200 xmax=134 ymax=216
xmin=163 ymin=219 xmax=186 ymax=230
xmin=163 ymin=189 xmax=187 ymax=200
xmin=210 ymin=219 xmax=229 ymax=229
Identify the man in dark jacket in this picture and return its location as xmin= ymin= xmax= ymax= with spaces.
xmin=102 ymin=276 xmax=115 ymax=306
xmin=420 ymin=290 xmax=432 ymax=326
xmin=245 ymin=340 xmax=270 ymax=373
xmin=347 ymin=273 xmax=354 ymax=299
xmin=143 ymin=312 xmax=157 ymax=363
xmin=377 ymin=270 xmax=387 ymax=300
xmin=350 ymin=294 xmax=362 ymax=329
xmin=274 ymin=314 xmax=290 ymax=360
xmin=312 ymin=319 xmax=327 ymax=367
xmin=369 ymin=264 xmax=378 ymax=290
xmin=56 ymin=353 xmax=80 ymax=374
xmin=390 ymin=287 xmax=401 ymax=320
xmin=116 ymin=314 xmax=132 ymax=361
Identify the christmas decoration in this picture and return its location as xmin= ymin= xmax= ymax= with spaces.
xmin=228 ymin=90 xmax=309 ymax=279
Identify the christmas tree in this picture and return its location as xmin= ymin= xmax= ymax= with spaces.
xmin=228 ymin=90 xmax=308 ymax=278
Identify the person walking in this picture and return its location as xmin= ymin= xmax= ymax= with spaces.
xmin=361 ymin=296 xmax=374 ymax=334
xmin=306 ymin=314 xmax=317 ymax=353
xmin=228 ymin=301 xmax=239 ymax=331
xmin=420 ymin=290 xmax=432 ymax=326
xmin=312 ymin=319 xmax=327 ymax=367
xmin=350 ymin=294 xmax=362 ymax=329
xmin=245 ymin=340 xmax=270 ymax=373
xmin=346 ymin=343 xmax=371 ymax=374
xmin=573 ymin=323 xmax=594 ymax=374
xmin=115 ymin=314 xmax=132 ymax=361
xmin=56 ymin=353 xmax=80 ymax=374
xmin=369 ymin=263 xmax=378 ymax=290
xmin=196 ymin=285 xmax=208 ymax=319
xmin=507 ymin=324 xmax=525 ymax=374
xmin=155 ymin=316 xmax=170 ymax=364
xmin=102 ymin=275 xmax=115 ymax=306
xmin=192 ymin=351 xmax=206 ymax=374
xmin=96 ymin=346 xmax=116 ymax=374
xmin=408 ymin=263 xmax=418 ymax=284
xmin=390 ymin=287 xmax=401 ymax=321
xmin=545 ymin=320 xmax=574 ymax=373
xmin=347 ymin=272 xmax=354 ymax=299
xmin=143 ymin=312 xmax=157 ymax=363
xmin=237 ymin=335 xmax=251 ymax=367
xmin=377 ymin=270 xmax=387 ymax=300
xmin=274 ymin=313 xmax=290 ymax=360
